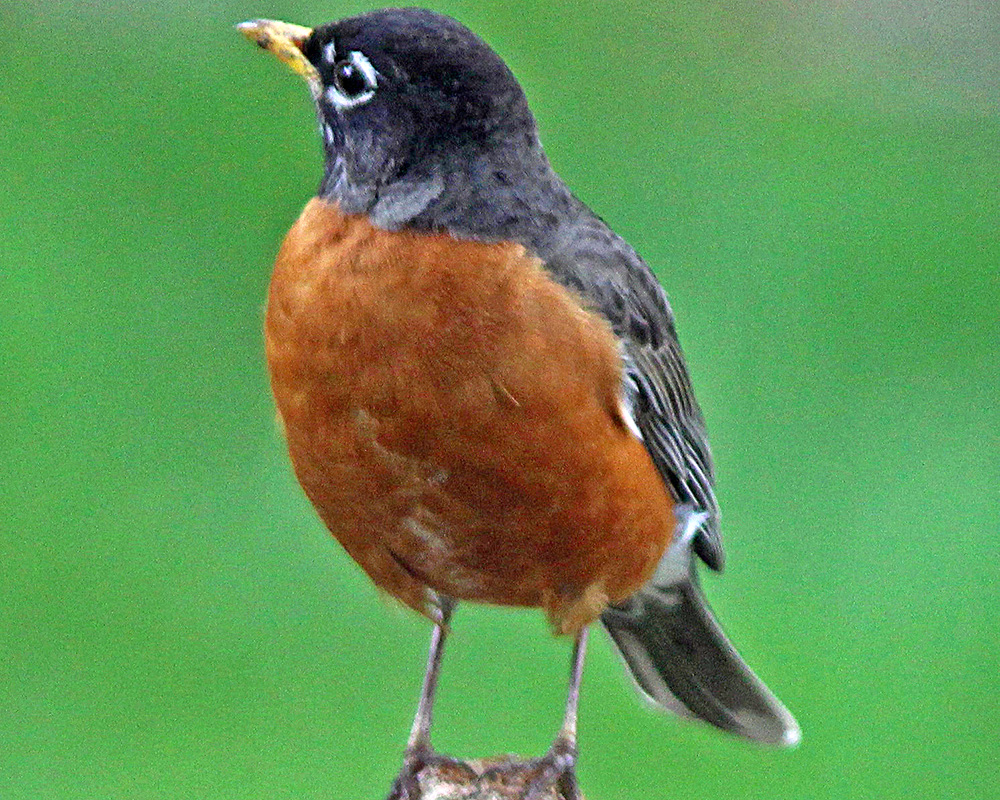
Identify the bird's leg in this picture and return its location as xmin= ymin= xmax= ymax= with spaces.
xmin=387 ymin=597 xmax=458 ymax=799
xmin=406 ymin=597 xmax=455 ymax=756
xmin=523 ymin=626 xmax=590 ymax=800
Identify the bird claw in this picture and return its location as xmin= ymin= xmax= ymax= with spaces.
xmin=520 ymin=739 xmax=582 ymax=800
xmin=385 ymin=746 xmax=476 ymax=800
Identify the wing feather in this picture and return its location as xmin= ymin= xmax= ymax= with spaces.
xmin=541 ymin=211 xmax=725 ymax=571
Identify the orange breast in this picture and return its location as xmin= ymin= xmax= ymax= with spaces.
xmin=265 ymin=198 xmax=674 ymax=633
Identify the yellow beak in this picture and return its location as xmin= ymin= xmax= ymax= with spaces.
xmin=237 ymin=19 xmax=320 ymax=95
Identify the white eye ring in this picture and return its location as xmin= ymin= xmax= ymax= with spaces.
xmin=325 ymin=50 xmax=378 ymax=110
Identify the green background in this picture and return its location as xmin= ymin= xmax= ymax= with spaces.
xmin=3 ymin=1 xmax=998 ymax=798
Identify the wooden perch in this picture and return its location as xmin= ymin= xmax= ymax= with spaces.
xmin=385 ymin=754 xmax=583 ymax=800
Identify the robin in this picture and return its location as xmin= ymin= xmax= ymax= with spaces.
xmin=238 ymin=8 xmax=799 ymax=797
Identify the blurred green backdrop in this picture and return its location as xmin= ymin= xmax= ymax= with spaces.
xmin=3 ymin=1 xmax=998 ymax=798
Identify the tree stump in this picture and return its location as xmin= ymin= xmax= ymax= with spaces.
xmin=385 ymin=754 xmax=583 ymax=800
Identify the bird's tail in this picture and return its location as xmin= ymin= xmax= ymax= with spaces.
xmin=600 ymin=507 xmax=800 ymax=746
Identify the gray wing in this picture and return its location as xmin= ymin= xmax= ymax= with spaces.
xmin=538 ymin=210 xmax=803 ymax=745
xmin=540 ymin=211 xmax=724 ymax=571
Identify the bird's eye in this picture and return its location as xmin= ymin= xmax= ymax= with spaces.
xmin=334 ymin=61 xmax=369 ymax=97
xmin=327 ymin=51 xmax=377 ymax=109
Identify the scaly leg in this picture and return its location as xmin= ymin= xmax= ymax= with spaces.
xmin=387 ymin=597 xmax=457 ymax=799
xmin=523 ymin=626 xmax=589 ymax=800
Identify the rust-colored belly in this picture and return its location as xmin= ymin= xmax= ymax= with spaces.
xmin=265 ymin=198 xmax=674 ymax=633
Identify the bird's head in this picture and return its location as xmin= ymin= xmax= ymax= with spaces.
xmin=238 ymin=8 xmax=547 ymax=229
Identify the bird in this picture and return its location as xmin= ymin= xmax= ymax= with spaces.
xmin=237 ymin=8 xmax=799 ymax=797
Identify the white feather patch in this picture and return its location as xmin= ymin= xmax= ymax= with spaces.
xmin=618 ymin=396 xmax=643 ymax=440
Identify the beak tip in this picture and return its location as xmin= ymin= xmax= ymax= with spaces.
xmin=235 ymin=18 xmax=319 ymax=85
xmin=235 ymin=18 xmax=313 ymax=49
xmin=236 ymin=19 xmax=266 ymax=46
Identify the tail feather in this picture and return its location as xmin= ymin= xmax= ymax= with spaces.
xmin=601 ymin=508 xmax=800 ymax=746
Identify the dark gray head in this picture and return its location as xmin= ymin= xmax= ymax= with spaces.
xmin=240 ymin=9 xmax=572 ymax=238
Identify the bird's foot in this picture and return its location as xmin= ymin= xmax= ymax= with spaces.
xmin=386 ymin=745 xmax=476 ymax=800
xmin=525 ymin=738 xmax=580 ymax=800
xmin=480 ymin=738 xmax=579 ymax=800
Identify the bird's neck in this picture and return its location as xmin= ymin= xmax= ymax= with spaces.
xmin=317 ymin=145 xmax=579 ymax=256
